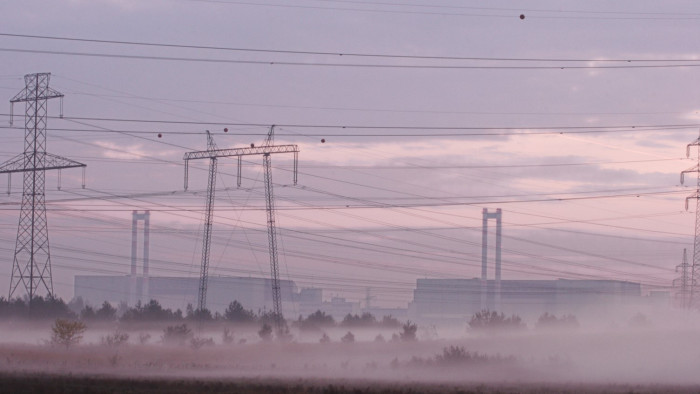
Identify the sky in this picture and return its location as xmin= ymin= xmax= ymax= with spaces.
xmin=1 ymin=0 xmax=699 ymax=308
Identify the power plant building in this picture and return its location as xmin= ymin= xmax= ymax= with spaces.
xmin=409 ymin=278 xmax=642 ymax=323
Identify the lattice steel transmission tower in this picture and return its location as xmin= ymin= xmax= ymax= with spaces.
xmin=681 ymin=131 xmax=700 ymax=309
xmin=0 ymin=73 xmax=86 ymax=302
xmin=481 ymin=208 xmax=502 ymax=311
xmin=184 ymin=127 xmax=298 ymax=331
xmin=675 ymin=248 xmax=692 ymax=309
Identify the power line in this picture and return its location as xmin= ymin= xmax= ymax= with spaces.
xmin=3 ymin=32 xmax=700 ymax=63
xmin=4 ymin=47 xmax=700 ymax=69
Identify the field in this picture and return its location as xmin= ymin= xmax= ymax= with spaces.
xmin=3 ymin=320 xmax=700 ymax=392
xmin=2 ymin=374 xmax=700 ymax=394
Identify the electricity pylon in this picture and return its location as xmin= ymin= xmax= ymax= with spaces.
xmin=0 ymin=73 xmax=86 ymax=303
xmin=184 ymin=127 xmax=298 ymax=331
xmin=675 ymin=248 xmax=692 ymax=309
xmin=681 ymin=131 xmax=700 ymax=309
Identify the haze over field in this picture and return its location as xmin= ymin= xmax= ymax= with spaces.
xmin=2 ymin=0 xmax=700 ymax=390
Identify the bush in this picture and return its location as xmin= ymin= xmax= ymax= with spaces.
xmin=341 ymin=331 xmax=355 ymax=343
xmin=50 ymin=319 xmax=86 ymax=349
xmin=341 ymin=312 xmax=376 ymax=327
xmin=299 ymin=310 xmax=335 ymax=331
xmin=224 ymin=301 xmax=256 ymax=323
xmin=468 ymin=309 xmax=526 ymax=331
xmin=161 ymin=324 xmax=193 ymax=346
xmin=190 ymin=337 xmax=214 ymax=349
xmin=535 ymin=312 xmax=579 ymax=330
xmin=101 ymin=331 xmax=129 ymax=347
xmin=222 ymin=327 xmax=235 ymax=345
xmin=319 ymin=332 xmax=331 ymax=344
xmin=258 ymin=323 xmax=273 ymax=341
xmin=400 ymin=321 xmax=418 ymax=341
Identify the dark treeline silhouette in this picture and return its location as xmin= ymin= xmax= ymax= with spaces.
xmin=295 ymin=310 xmax=402 ymax=331
xmin=0 ymin=296 xmax=76 ymax=319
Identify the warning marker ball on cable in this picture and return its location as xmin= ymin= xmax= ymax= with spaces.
xmin=321 ymin=138 xmax=325 ymax=143
xmin=224 ymin=128 xmax=228 ymax=133
xmin=157 ymin=133 xmax=162 ymax=138
xmin=520 ymin=14 xmax=525 ymax=19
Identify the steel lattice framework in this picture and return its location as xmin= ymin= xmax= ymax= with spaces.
xmin=681 ymin=132 xmax=700 ymax=309
xmin=674 ymin=248 xmax=692 ymax=309
xmin=184 ymin=128 xmax=298 ymax=330
xmin=0 ymin=73 xmax=85 ymax=301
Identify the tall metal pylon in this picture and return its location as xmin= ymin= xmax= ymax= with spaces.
xmin=481 ymin=208 xmax=502 ymax=311
xmin=0 ymin=73 xmax=86 ymax=302
xmin=183 ymin=128 xmax=299 ymax=330
xmin=674 ymin=248 xmax=692 ymax=309
xmin=680 ymin=130 xmax=700 ymax=309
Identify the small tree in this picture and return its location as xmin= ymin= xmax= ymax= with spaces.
xmin=224 ymin=301 xmax=256 ymax=323
xmin=222 ymin=327 xmax=235 ymax=345
xmin=535 ymin=312 xmax=579 ymax=330
xmin=101 ymin=330 xmax=129 ymax=347
xmin=258 ymin=323 xmax=273 ymax=341
xmin=51 ymin=319 xmax=87 ymax=349
xmin=300 ymin=310 xmax=335 ymax=331
xmin=341 ymin=331 xmax=355 ymax=343
xmin=400 ymin=320 xmax=418 ymax=341
xmin=95 ymin=301 xmax=117 ymax=321
xmin=468 ymin=309 xmax=526 ymax=331
xmin=161 ymin=324 xmax=193 ymax=346
xmin=319 ymin=332 xmax=331 ymax=344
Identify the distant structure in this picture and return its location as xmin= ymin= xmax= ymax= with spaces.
xmin=183 ymin=127 xmax=298 ymax=333
xmin=675 ymin=248 xmax=692 ymax=309
xmin=410 ymin=278 xmax=642 ymax=324
xmin=0 ymin=73 xmax=85 ymax=302
xmin=481 ymin=208 xmax=502 ymax=310
xmin=680 ymin=132 xmax=700 ymax=308
xmin=129 ymin=210 xmax=150 ymax=306
xmin=75 ymin=275 xmax=299 ymax=314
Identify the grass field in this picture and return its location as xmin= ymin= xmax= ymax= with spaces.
xmin=3 ymin=373 xmax=700 ymax=394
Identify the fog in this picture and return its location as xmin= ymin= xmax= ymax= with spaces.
xmin=3 ymin=307 xmax=700 ymax=389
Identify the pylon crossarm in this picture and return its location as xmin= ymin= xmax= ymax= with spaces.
xmin=681 ymin=165 xmax=700 ymax=185
xmin=183 ymin=144 xmax=299 ymax=161
xmin=688 ymin=139 xmax=700 ymax=158
xmin=0 ymin=153 xmax=85 ymax=174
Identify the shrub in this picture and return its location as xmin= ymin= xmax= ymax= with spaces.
xmin=299 ymin=310 xmax=335 ymax=331
xmin=258 ymin=323 xmax=273 ymax=341
xmin=101 ymin=330 xmax=129 ymax=347
xmin=50 ymin=319 xmax=86 ymax=349
xmin=535 ymin=312 xmax=579 ymax=330
xmin=319 ymin=332 xmax=331 ymax=344
xmin=224 ymin=301 xmax=256 ymax=323
xmin=190 ymin=337 xmax=214 ymax=349
xmin=341 ymin=331 xmax=355 ymax=343
xmin=468 ymin=309 xmax=526 ymax=331
xmin=161 ymin=324 xmax=193 ymax=346
xmin=138 ymin=332 xmax=151 ymax=345
xmin=341 ymin=312 xmax=377 ymax=327
xmin=222 ymin=327 xmax=235 ymax=345
xmin=400 ymin=321 xmax=418 ymax=341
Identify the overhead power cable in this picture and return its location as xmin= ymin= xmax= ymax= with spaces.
xmin=3 ymin=47 xmax=700 ymax=69
xmin=2 ymin=32 xmax=699 ymax=63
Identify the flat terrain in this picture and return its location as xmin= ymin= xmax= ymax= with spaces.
xmin=4 ymin=322 xmax=700 ymax=391
xmin=3 ymin=373 xmax=700 ymax=394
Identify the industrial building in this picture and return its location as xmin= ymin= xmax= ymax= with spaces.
xmin=409 ymin=278 xmax=643 ymax=324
